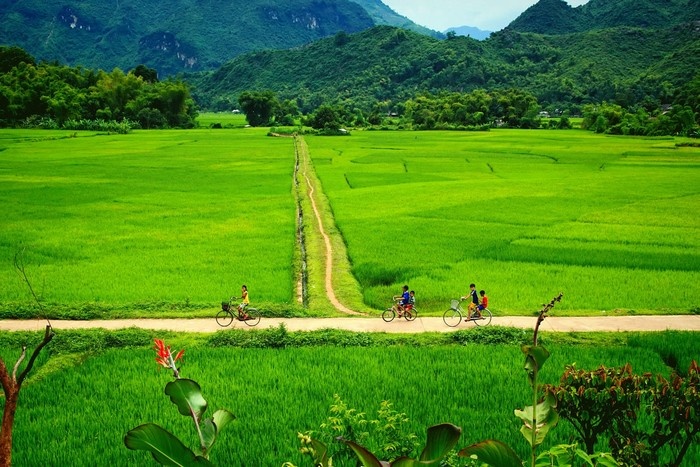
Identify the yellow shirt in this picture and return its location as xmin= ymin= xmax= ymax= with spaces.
xmin=241 ymin=291 xmax=249 ymax=305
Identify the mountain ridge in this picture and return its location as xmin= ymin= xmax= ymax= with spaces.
xmin=0 ymin=0 xmax=434 ymax=76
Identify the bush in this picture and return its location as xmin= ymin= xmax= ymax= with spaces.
xmin=451 ymin=326 xmax=529 ymax=345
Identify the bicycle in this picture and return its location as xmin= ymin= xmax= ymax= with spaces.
xmin=382 ymin=299 xmax=417 ymax=322
xmin=216 ymin=297 xmax=261 ymax=327
xmin=442 ymin=298 xmax=492 ymax=327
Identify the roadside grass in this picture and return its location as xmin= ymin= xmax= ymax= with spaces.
xmin=0 ymin=128 xmax=298 ymax=317
xmin=305 ymin=129 xmax=700 ymax=315
xmin=4 ymin=327 xmax=696 ymax=466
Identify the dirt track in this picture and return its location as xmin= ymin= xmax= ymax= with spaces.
xmin=1 ymin=315 xmax=698 ymax=333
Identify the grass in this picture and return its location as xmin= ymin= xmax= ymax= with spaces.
xmin=196 ymin=112 xmax=249 ymax=128
xmin=1 ymin=127 xmax=698 ymax=317
xmin=0 ymin=128 xmax=298 ymax=317
xmin=7 ymin=330 xmax=697 ymax=466
xmin=304 ymin=129 xmax=700 ymax=315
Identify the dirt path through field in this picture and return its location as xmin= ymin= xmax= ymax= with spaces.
xmin=301 ymin=139 xmax=361 ymax=316
xmin=1 ymin=315 xmax=698 ymax=333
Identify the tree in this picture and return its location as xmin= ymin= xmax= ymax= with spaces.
xmin=238 ymin=90 xmax=279 ymax=127
xmin=131 ymin=64 xmax=159 ymax=83
xmin=0 ymin=46 xmax=35 ymax=73
xmin=308 ymin=104 xmax=341 ymax=131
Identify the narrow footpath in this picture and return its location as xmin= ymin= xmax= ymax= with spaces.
xmin=1 ymin=315 xmax=698 ymax=333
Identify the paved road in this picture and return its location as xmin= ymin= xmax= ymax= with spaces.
xmin=1 ymin=315 xmax=698 ymax=333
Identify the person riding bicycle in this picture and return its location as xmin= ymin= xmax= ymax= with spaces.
xmin=236 ymin=284 xmax=250 ymax=320
xmin=461 ymin=283 xmax=480 ymax=318
xmin=392 ymin=285 xmax=410 ymax=317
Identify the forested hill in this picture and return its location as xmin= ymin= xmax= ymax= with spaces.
xmin=188 ymin=21 xmax=700 ymax=113
xmin=0 ymin=0 xmax=436 ymax=77
xmin=508 ymin=0 xmax=700 ymax=34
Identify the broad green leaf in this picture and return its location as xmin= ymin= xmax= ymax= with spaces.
xmin=201 ymin=419 xmax=216 ymax=453
xmin=418 ymin=423 xmax=462 ymax=463
xmin=459 ymin=439 xmax=523 ymax=467
xmin=310 ymin=438 xmax=331 ymax=467
xmin=515 ymin=393 xmax=559 ymax=447
xmin=340 ymin=438 xmax=384 ymax=467
xmin=165 ymin=379 xmax=208 ymax=419
xmin=124 ymin=423 xmax=212 ymax=466
xmin=522 ymin=345 xmax=550 ymax=386
xmin=587 ymin=451 xmax=620 ymax=467
xmin=391 ymin=456 xmax=418 ymax=466
xmin=212 ymin=409 xmax=235 ymax=433
xmin=202 ymin=410 xmax=235 ymax=452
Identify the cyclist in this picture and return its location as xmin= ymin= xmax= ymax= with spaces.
xmin=461 ymin=283 xmax=480 ymax=317
xmin=237 ymin=284 xmax=250 ymax=320
xmin=393 ymin=285 xmax=410 ymax=317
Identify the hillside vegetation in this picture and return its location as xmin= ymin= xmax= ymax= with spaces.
xmin=0 ymin=0 xmax=380 ymax=76
xmin=188 ymin=21 xmax=700 ymax=114
xmin=507 ymin=0 xmax=700 ymax=34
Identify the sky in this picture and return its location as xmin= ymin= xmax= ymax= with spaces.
xmin=380 ymin=0 xmax=590 ymax=32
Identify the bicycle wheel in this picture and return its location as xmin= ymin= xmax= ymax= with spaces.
xmin=443 ymin=308 xmax=462 ymax=327
xmin=404 ymin=307 xmax=417 ymax=321
xmin=474 ymin=309 xmax=492 ymax=326
xmin=243 ymin=308 xmax=261 ymax=326
xmin=382 ymin=308 xmax=395 ymax=322
xmin=216 ymin=310 xmax=234 ymax=327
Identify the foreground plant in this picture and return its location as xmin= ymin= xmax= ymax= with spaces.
xmin=0 ymin=250 xmax=55 ymax=467
xmin=547 ymin=360 xmax=699 ymax=466
xmin=124 ymin=339 xmax=235 ymax=465
xmin=459 ymin=293 xmax=617 ymax=467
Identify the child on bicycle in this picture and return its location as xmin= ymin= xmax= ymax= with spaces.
xmin=237 ymin=285 xmax=250 ymax=320
xmin=461 ymin=283 xmax=480 ymax=317
xmin=408 ymin=290 xmax=416 ymax=309
xmin=478 ymin=290 xmax=488 ymax=313
xmin=393 ymin=285 xmax=410 ymax=317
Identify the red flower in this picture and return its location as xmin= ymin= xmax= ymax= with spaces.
xmin=153 ymin=339 xmax=184 ymax=371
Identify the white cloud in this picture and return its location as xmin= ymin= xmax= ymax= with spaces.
xmin=380 ymin=0 xmax=590 ymax=32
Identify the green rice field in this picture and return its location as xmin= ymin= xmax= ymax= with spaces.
xmin=305 ymin=130 xmax=700 ymax=314
xmin=0 ymin=129 xmax=297 ymax=314
xmin=6 ymin=334 xmax=698 ymax=466
xmin=0 ymin=127 xmax=698 ymax=316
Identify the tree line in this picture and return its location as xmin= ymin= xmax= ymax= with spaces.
xmin=0 ymin=46 xmax=197 ymax=132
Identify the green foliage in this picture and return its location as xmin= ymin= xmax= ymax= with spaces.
xmin=297 ymin=395 xmax=420 ymax=465
xmin=5 ymin=336 xmax=690 ymax=465
xmin=546 ymin=361 xmax=700 ymax=466
xmin=124 ymin=340 xmax=235 ymax=463
xmin=627 ymin=331 xmax=700 ymax=376
xmin=0 ymin=0 xmax=379 ymax=77
xmin=0 ymin=61 xmax=196 ymax=128
xmin=582 ymin=101 xmax=699 ymax=136
xmin=402 ymin=89 xmax=541 ymax=129
xmin=238 ymin=90 xmax=279 ymax=127
xmin=189 ymin=21 xmax=700 ymax=124
xmin=452 ymin=327 xmax=529 ymax=346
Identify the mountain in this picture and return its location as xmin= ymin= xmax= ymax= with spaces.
xmin=0 ymin=0 xmax=435 ymax=76
xmin=445 ymin=26 xmax=492 ymax=41
xmin=507 ymin=0 xmax=700 ymax=34
xmin=186 ymin=21 xmax=700 ymax=112
xmin=349 ymin=0 xmax=443 ymax=38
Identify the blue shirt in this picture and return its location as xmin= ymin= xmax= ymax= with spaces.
xmin=401 ymin=291 xmax=410 ymax=305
